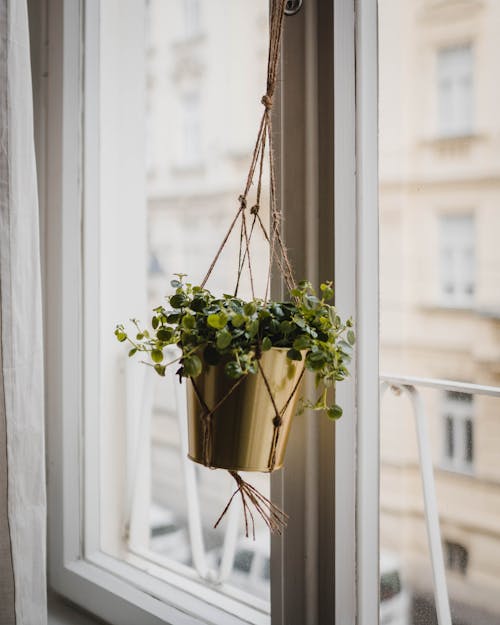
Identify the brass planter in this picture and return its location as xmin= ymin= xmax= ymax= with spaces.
xmin=187 ymin=348 xmax=305 ymax=472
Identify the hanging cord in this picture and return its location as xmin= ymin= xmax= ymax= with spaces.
xmin=200 ymin=0 xmax=295 ymax=296
xmin=195 ymin=0 xmax=302 ymax=537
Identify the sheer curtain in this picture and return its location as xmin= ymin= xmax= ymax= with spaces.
xmin=0 ymin=1 xmax=47 ymax=623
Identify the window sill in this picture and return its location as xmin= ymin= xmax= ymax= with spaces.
xmin=48 ymin=591 xmax=105 ymax=625
xmin=420 ymin=302 xmax=500 ymax=319
xmin=419 ymin=302 xmax=476 ymax=314
xmin=171 ymin=162 xmax=206 ymax=176
xmin=420 ymin=133 xmax=484 ymax=155
xmin=437 ymin=464 xmax=475 ymax=479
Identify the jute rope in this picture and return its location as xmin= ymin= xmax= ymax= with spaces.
xmin=195 ymin=0 xmax=300 ymax=536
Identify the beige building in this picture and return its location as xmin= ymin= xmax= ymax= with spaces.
xmin=145 ymin=0 xmax=269 ymax=301
xmin=380 ymin=0 xmax=500 ymax=623
xmin=144 ymin=0 xmax=272 ymax=544
xmin=142 ymin=0 xmax=500 ymax=620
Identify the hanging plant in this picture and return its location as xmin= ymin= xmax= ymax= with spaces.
xmin=116 ymin=276 xmax=353 ymax=418
xmin=116 ymin=0 xmax=354 ymax=537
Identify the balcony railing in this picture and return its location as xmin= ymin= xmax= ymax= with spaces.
xmin=381 ymin=374 xmax=500 ymax=625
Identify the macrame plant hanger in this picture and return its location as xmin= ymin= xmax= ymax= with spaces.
xmin=191 ymin=0 xmax=301 ymax=539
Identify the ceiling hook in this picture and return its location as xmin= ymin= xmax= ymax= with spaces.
xmin=284 ymin=0 xmax=303 ymax=17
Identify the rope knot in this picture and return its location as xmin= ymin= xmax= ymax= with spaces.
xmin=272 ymin=416 xmax=282 ymax=427
xmin=238 ymin=194 xmax=247 ymax=209
xmin=261 ymin=94 xmax=273 ymax=110
xmin=250 ymin=204 xmax=259 ymax=215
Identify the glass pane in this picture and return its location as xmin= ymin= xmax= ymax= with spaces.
xmin=99 ymin=0 xmax=271 ymax=612
xmin=379 ymin=1 xmax=500 ymax=624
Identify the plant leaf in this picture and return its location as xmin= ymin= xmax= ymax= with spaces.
xmin=183 ymin=355 xmax=202 ymax=377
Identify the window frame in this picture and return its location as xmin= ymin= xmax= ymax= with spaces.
xmin=40 ymin=1 xmax=379 ymax=624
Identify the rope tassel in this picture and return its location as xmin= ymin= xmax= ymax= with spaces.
xmin=214 ymin=471 xmax=288 ymax=539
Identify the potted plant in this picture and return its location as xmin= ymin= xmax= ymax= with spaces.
xmin=115 ymin=275 xmax=353 ymax=531
xmin=115 ymin=0 xmax=354 ymax=534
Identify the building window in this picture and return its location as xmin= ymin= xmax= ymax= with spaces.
xmin=180 ymin=92 xmax=202 ymax=167
xmin=184 ymin=0 xmax=201 ymax=39
xmin=439 ymin=214 xmax=475 ymax=307
xmin=437 ymin=44 xmax=473 ymax=138
xmin=444 ymin=541 xmax=469 ymax=575
xmin=442 ymin=391 xmax=474 ymax=472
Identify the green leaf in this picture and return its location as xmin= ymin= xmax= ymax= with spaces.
xmin=231 ymin=313 xmax=245 ymax=328
xmin=170 ymin=279 xmax=181 ymax=288
xmin=293 ymin=334 xmax=311 ymax=350
xmin=183 ymin=355 xmax=202 ymax=377
xmin=320 ymin=283 xmax=334 ymax=300
xmin=203 ymin=345 xmax=221 ymax=366
xmin=170 ymin=293 xmax=188 ymax=309
xmin=347 ymin=330 xmax=356 ymax=345
xmin=128 ymin=348 xmax=137 ymax=357
xmin=152 ymin=316 xmax=159 ymax=330
xmin=115 ymin=331 xmax=127 ymax=342
xmin=327 ymin=404 xmax=343 ymax=420
xmin=279 ymin=321 xmax=293 ymax=335
xmin=154 ymin=364 xmax=166 ymax=376
xmin=216 ymin=329 xmax=232 ymax=350
xmin=243 ymin=302 xmax=256 ymax=316
xmin=287 ymin=348 xmax=302 ymax=361
xmin=151 ymin=349 xmax=163 ymax=363
xmin=157 ymin=327 xmax=173 ymax=342
xmin=225 ymin=360 xmax=243 ymax=379
xmin=261 ymin=336 xmax=272 ymax=351
xmin=182 ymin=314 xmax=196 ymax=330
xmin=189 ymin=297 xmax=206 ymax=312
xmin=245 ymin=318 xmax=259 ymax=337
xmin=207 ymin=312 xmax=228 ymax=330
xmin=166 ymin=313 xmax=180 ymax=323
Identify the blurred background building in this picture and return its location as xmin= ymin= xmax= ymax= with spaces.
xmin=379 ymin=1 xmax=500 ymax=623
xmin=133 ymin=0 xmax=500 ymax=621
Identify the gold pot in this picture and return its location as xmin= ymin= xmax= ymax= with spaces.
xmin=186 ymin=348 xmax=305 ymax=472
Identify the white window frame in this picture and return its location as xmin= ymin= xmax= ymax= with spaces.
xmin=40 ymin=0 xmax=379 ymax=624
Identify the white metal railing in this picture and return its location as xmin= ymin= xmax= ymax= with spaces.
xmin=125 ymin=363 xmax=500 ymax=621
xmin=380 ymin=374 xmax=500 ymax=625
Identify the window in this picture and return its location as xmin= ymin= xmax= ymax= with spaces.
xmin=184 ymin=0 xmax=201 ymax=40
xmin=41 ymin=0 xmax=376 ymax=624
xmin=442 ymin=391 xmax=474 ymax=472
xmin=437 ymin=45 xmax=474 ymax=138
xmin=444 ymin=541 xmax=469 ymax=575
xmin=180 ymin=92 xmax=202 ymax=167
xmin=439 ymin=214 xmax=475 ymax=307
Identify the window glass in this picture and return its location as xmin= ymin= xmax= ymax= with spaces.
xmin=379 ymin=2 xmax=500 ymax=625
xmin=99 ymin=0 xmax=271 ymax=612
xmin=439 ymin=215 xmax=475 ymax=307
xmin=437 ymin=45 xmax=473 ymax=137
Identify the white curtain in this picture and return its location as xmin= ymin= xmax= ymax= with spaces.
xmin=0 ymin=1 xmax=47 ymax=623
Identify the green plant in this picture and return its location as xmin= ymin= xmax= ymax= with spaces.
xmin=115 ymin=275 xmax=354 ymax=419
